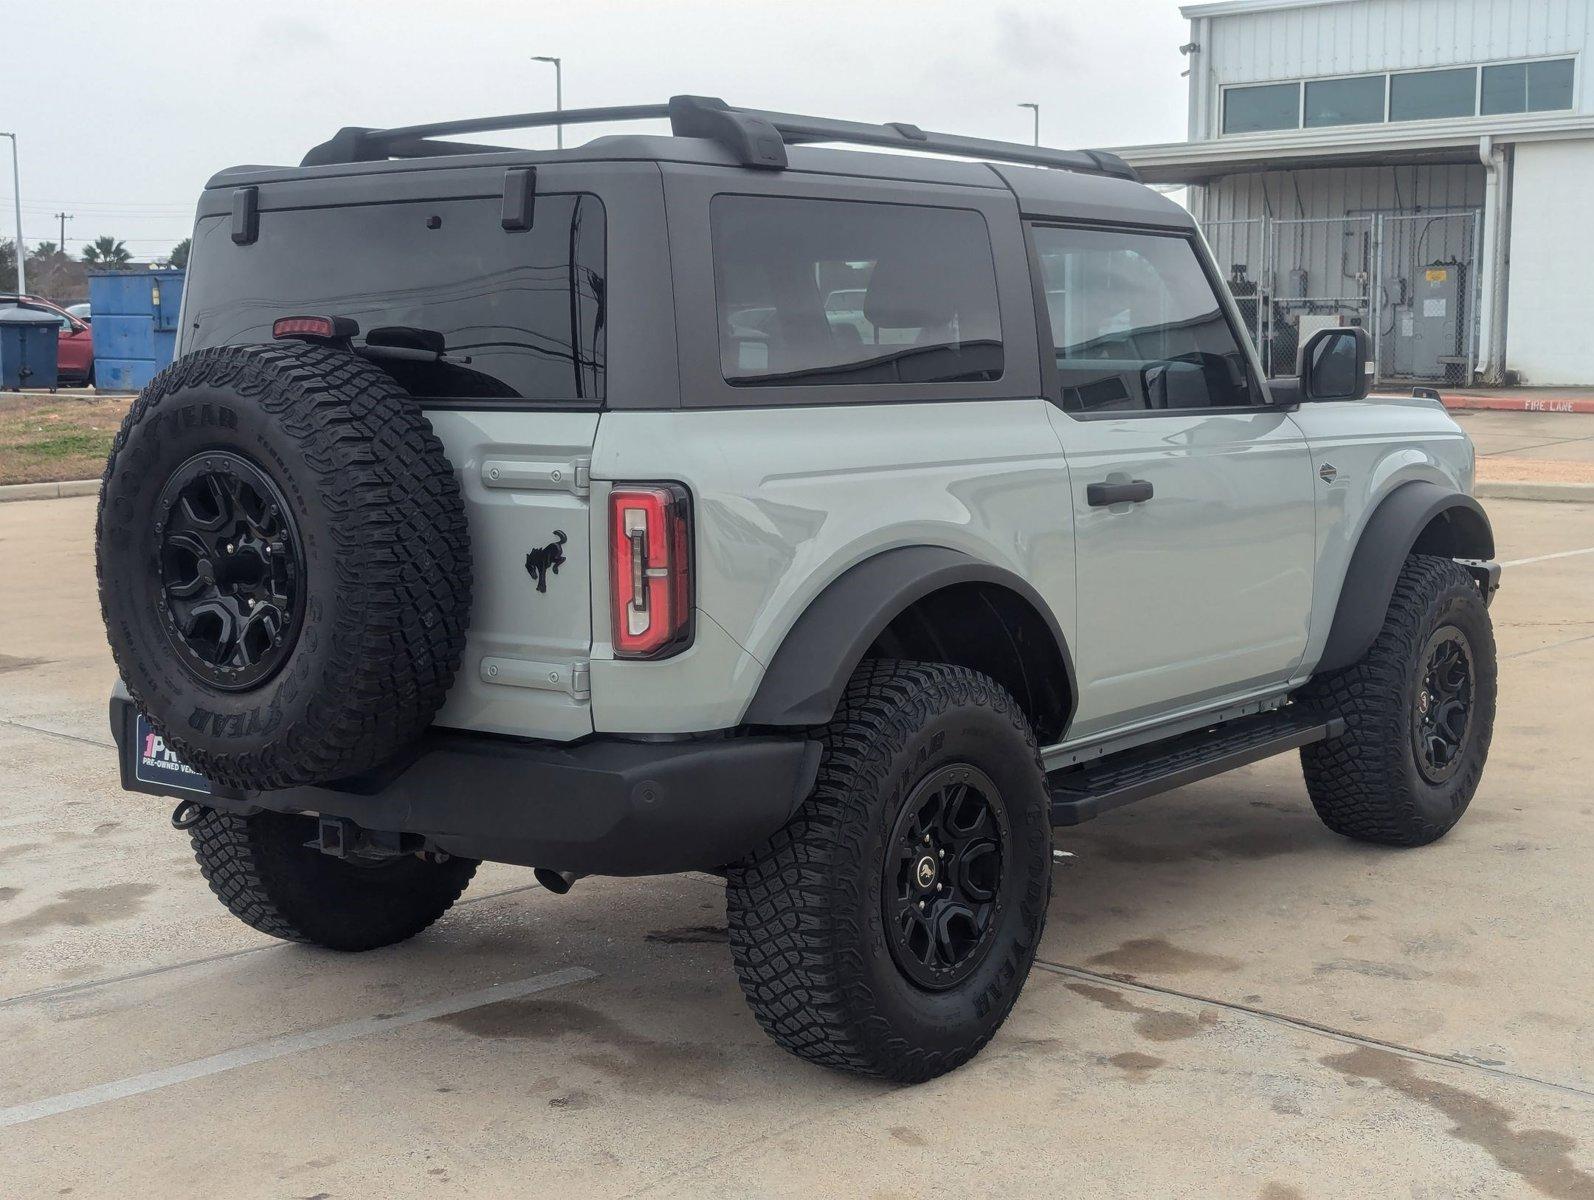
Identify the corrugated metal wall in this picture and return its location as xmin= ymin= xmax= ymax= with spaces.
xmin=1199 ymin=162 xmax=1485 ymax=221
xmin=1198 ymin=0 xmax=1592 ymax=135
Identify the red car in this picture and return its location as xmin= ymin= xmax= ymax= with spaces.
xmin=0 ymin=294 xmax=94 ymax=386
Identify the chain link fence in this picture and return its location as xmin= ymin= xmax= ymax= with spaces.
xmin=1200 ymin=210 xmax=1481 ymax=386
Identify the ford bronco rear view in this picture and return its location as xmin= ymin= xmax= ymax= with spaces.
xmin=98 ymin=96 xmax=1499 ymax=1082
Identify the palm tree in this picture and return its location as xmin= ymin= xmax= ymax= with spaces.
xmin=166 ymin=237 xmax=191 ymax=270
xmin=82 ymin=236 xmax=132 ymax=267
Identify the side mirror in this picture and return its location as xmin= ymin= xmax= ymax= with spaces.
xmin=1297 ymin=326 xmax=1372 ymax=402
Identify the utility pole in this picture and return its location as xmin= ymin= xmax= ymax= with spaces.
xmin=1017 ymin=103 xmax=1040 ymax=147
xmin=55 ymin=211 xmax=72 ymax=254
xmin=0 ymin=132 xmax=23 ymax=294
xmin=531 ymin=56 xmax=564 ymax=148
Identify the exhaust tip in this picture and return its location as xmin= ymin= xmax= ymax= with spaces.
xmin=534 ymin=867 xmax=579 ymax=895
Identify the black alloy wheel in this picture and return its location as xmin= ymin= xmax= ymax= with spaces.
xmin=1412 ymin=624 xmax=1475 ymax=785
xmin=884 ymin=763 xmax=1010 ymax=990
xmin=155 ymin=451 xmax=304 ymax=691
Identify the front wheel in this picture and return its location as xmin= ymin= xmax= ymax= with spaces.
xmin=726 ymin=660 xmax=1052 ymax=1082
xmin=1299 ymin=554 xmax=1496 ymax=846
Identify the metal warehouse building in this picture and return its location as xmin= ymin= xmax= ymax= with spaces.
xmin=1111 ymin=0 xmax=1594 ymax=387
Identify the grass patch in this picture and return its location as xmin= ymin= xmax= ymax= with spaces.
xmin=0 ymin=393 xmax=131 ymax=485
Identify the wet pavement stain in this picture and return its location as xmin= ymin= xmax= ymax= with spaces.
xmin=644 ymin=925 xmax=730 ymax=945
xmin=547 ymin=1089 xmax=594 ymax=1110
xmin=0 ymin=842 xmax=44 ymax=866
xmin=1322 ymin=1046 xmax=1594 ymax=1200
xmin=0 ymin=881 xmax=158 ymax=939
xmin=1085 ymin=937 xmax=1242 ymax=976
xmin=889 ymin=1127 xmax=927 ymax=1147
xmin=1108 ymin=1051 xmax=1166 ymax=1080
xmin=431 ymin=998 xmax=728 ymax=1092
xmin=1259 ymin=1185 xmax=1305 ymax=1200
xmin=0 ymin=886 xmax=20 ymax=904
xmin=1067 ymin=982 xmax=1221 ymax=1042
xmin=0 ymin=653 xmax=49 ymax=674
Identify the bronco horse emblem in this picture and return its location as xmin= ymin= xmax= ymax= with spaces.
xmin=524 ymin=531 xmax=568 ymax=593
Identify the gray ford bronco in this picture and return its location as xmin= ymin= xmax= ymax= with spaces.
xmin=99 ymin=97 xmax=1500 ymax=1082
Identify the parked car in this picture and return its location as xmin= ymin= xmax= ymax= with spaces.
xmin=98 ymin=96 xmax=1499 ymax=1084
xmin=0 ymin=294 xmax=94 ymax=385
xmin=66 ymin=302 xmax=92 ymax=322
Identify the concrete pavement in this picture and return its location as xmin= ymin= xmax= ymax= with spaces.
xmin=2 ymin=494 xmax=1592 ymax=1198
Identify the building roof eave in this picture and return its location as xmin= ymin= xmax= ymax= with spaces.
xmin=1109 ymin=113 xmax=1594 ymax=184
xmin=1180 ymin=0 xmax=1361 ymax=19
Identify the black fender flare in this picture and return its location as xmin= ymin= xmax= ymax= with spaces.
xmin=1315 ymin=481 xmax=1495 ymax=674
xmin=743 ymin=545 xmax=1076 ymax=728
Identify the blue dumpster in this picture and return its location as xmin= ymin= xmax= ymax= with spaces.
xmin=0 ymin=306 xmax=61 ymax=391
xmin=88 ymin=269 xmax=185 ymax=391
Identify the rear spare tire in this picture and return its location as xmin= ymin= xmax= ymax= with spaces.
xmin=97 ymin=343 xmax=471 ymax=789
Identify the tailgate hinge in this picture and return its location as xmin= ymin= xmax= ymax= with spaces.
xmin=481 ymin=456 xmax=591 ymax=497
xmin=571 ymin=661 xmax=591 ymax=701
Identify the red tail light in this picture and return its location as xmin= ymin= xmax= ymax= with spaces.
xmin=272 ymin=315 xmax=358 ymax=342
xmin=609 ymin=483 xmax=693 ymax=659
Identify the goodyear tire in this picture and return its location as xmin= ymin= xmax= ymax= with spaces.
xmin=726 ymin=660 xmax=1052 ymax=1082
xmin=1298 ymin=554 xmax=1496 ymax=846
xmin=189 ymin=808 xmax=478 ymax=951
xmin=97 ymin=343 xmax=470 ymax=790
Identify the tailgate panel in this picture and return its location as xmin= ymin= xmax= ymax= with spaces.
xmin=427 ymin=409 xmax=599 ymax=740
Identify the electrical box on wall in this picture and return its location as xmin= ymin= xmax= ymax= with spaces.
xmin=1411 ymin=263 xmax=1465 ymax=382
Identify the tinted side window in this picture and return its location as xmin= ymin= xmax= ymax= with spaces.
xmin=1031 ymin=226 xmax=1256 ymax=413
xmin=185 ymin=193 xmax=605 ymax=404
xmin=710 ymin=195 xmax=1003 ymax=388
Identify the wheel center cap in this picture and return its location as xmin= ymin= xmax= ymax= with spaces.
xmin=915 ymin=855 xmax=938 ymax=889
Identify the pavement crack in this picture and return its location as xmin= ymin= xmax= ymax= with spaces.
xmin=1035 ymin=958 xmax=1594 ymax=1104
xmin=0 ymin=719 xmax=115 ymax=750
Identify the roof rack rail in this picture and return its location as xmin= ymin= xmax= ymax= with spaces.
xmin=300 ymin=95 xmax=1139 ymax=181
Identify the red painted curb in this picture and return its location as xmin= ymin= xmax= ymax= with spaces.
xmin=1442 ymin=394 xmax=1594 ymax=414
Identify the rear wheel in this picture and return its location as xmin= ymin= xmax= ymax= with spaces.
xmin=189 ymin=808 xmax=477 ymax=951
xmin=1299 ymin=554 xmax=1496 ymax=846
xmin=726 ymin=660 xmax=1051 ymax=1082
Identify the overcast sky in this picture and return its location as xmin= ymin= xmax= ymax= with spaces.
xmin=7 ymin=0 xmax=1194 ymax=260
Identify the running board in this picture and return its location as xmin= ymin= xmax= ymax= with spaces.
xmin=1047 ymin=709 xmax=1345 ymax=827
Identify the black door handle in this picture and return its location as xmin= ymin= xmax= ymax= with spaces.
xmin=1087 ymin=479 xmax=1154 ymax=507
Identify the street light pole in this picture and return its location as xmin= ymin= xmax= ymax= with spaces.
xmin=1017 ymin=103 xmax=1040 ymax=147
xmin=1 ymin=133 xmax=24 ymax=295
xmin=532 ymin=56 xmax=563 ymax=149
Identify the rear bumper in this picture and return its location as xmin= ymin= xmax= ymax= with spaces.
xmin=110 ymin=689 xmax=820 ymax=875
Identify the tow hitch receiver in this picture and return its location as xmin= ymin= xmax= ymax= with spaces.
xmin=314 ymin=816 xmax=419 ymax=861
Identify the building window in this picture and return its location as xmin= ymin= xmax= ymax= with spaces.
xmin=1222 ymin=83 xmax=1300 ymax=133
xmin=1304 ymin=75 xmax=1385 ymax=127
xmin=1481 ymin=58 xmax=1575 ymax=114
xmin=1389 ymin=67 xmax=1478 ymax=121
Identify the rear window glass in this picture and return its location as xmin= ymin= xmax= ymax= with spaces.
xmin=710 ymin=195 xmax=1003 ymax=388
xmin=183 ymin=193 xmax=605 ymax=403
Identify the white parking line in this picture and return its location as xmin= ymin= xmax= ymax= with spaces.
xmin=0 ymin=965 xmax=596 ymax=1130
xmin=1501 ymin=545 xmax=1594 ymax=568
